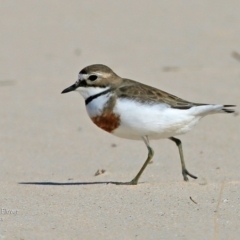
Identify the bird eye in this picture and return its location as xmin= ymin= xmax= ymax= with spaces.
xmin=88 ymin=75 xmax=98 ymax=81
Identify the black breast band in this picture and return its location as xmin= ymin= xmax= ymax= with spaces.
xmin=85 ymin=88 xmax=112 ymax=105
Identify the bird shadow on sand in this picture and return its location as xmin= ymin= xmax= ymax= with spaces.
xmin=18 ymin=181 xmax=139 ymax=186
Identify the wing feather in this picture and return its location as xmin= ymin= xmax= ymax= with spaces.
xmin=115 ymin=79 xmax=204 ymax=109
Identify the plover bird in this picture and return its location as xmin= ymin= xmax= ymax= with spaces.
xmin=62 ymin=64 xmax=235 ymax=185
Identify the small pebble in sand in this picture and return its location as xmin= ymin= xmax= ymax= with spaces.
xmin=94 ymin=169 xmax=106 ymax=176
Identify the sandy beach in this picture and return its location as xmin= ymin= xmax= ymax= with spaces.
xmin=0 ymin=1 xmax=240 ymax=239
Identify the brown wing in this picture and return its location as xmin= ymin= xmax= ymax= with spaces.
xmin=115 ymin=78 xmax=205 ymax=109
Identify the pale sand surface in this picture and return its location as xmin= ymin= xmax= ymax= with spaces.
xmin=0 ymin=1 xmax=240 ymax=239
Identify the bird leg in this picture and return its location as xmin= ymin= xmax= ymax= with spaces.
xmin=169 ymin=137 xmax=197 ymax=181
xmin=116 ymin=136 xmax=154 ymax=185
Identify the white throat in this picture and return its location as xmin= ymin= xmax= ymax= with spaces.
xmin=75 ymin=86 xmax=110 ymax=100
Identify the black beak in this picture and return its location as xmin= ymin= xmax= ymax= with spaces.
xmin=61 ymin=84 xmax=76 ymax=94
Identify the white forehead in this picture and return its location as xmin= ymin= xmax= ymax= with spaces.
xmin=78 ymin=73 xmax=88 ymax=80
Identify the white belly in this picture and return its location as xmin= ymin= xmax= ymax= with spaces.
xmin=112 ymin=98 xmax=201 ymax=140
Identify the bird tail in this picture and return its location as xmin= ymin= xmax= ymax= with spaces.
xmin=190 ymin=104 xmax=236 ymax=116
xmin=221 ymin=105 xmax=236 ymax=113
